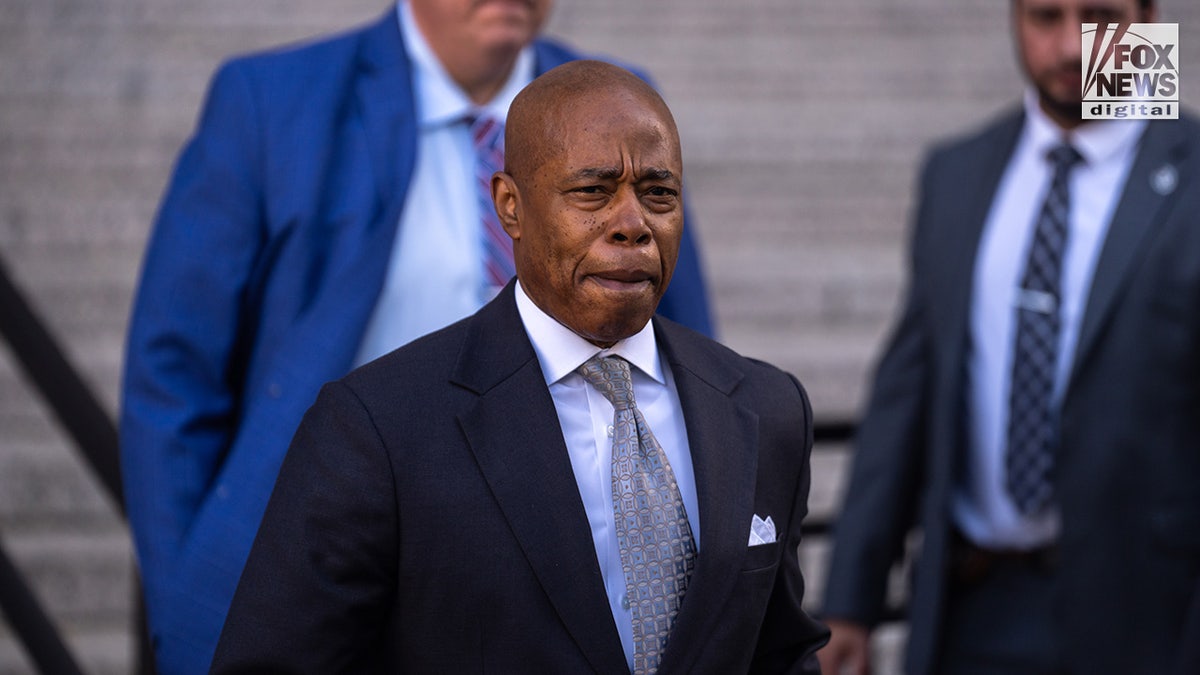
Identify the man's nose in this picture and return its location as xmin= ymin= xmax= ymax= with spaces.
xmin=1060 ymin=14 xmax=1083 ymax=60
xmin=607 ymin=189 xmax=652 ymax=245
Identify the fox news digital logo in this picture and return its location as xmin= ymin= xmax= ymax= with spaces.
xmin=1082 ymin=23 xmax=1179 ymax=120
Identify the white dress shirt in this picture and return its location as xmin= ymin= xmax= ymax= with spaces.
xmin=514 ymin=282 xmax=699 ymax=670
xmin=954 ymin=90 xmax=1145 ymax=549
xmin=354 ymin=1 xmax=534 ymax=366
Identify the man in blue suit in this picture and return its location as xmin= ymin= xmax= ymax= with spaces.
xmin=120 ymin=1 xmax=713 ymax=671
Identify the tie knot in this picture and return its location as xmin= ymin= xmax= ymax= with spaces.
xmin=576 ymin=356 xmax=636 ymax=410
xmin=468 ymin=113 xmax=504 ymax=154
xmin=1048 ymin=144 xmax=1083 ymax=173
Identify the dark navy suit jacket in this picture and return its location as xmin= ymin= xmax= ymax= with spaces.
xmin=823 ymin=110 xmax=1200 ymax=675
xmin=211 ymin=283 xmax=826 ymax=674
xmin=120 ymin=10 xmax=713 ymax=673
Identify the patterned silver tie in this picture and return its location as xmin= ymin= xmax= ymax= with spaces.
xmin=576 ymin=355 xmax=695 ymax=674
xmin=1005 ymin=144 xmax=1083 ymax=515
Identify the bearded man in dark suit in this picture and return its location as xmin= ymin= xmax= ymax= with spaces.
xmin=820 ymin=1 xmax=1200 ymax=674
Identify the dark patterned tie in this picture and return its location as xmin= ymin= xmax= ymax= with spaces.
xmin=1005 ymin=144 xmax=1083 ymax=516
xmin=468 ymin=114 xmax=515 ymax=294
xmin=576 ymin=355 xmax=695 ymax=674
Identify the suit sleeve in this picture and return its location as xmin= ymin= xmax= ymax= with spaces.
xmin=819 ymin=153 xmax=938 ymax=627
xmin=119 ymin=60 xmax=266 ymax=631
xmin=749 ymin=374 xmax=832 ymax=673
xmin=212 ymin=380 xmax=398 ymax=673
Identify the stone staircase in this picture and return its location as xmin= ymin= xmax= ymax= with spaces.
xmin=3 ymin=0 xmax=1199 ymax=673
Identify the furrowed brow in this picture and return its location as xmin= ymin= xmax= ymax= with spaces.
xmin=639 ymin=167 xmax=677 ymax=182
xmin=572 ymin=166 xmax=623 ymax=180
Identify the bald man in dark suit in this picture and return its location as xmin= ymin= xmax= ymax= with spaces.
xmin=211 ymin=60 xmax=828 ymax=674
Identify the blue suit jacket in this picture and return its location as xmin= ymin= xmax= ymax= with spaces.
xmin=120 ymin=10 xmax=713 ymax=673
xmin=211 ymin=282 xmax=826 ymax=673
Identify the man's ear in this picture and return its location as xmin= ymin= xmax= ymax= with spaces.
xmin=492 ymin=172 xmax=521 ymax=240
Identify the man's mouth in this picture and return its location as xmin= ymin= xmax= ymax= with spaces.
xmin=588 ymin=270 xmax=654 ymax=292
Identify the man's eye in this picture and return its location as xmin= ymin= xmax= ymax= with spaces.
xmin=1083 ymin=10 xmax=1124 ymax=23
xmin=643 ymin=187 xmax=678 ymax=213
xmin=574 ymin=185 xmax=604 ymax=195
xmin=1027 ymin=9 xmax=1060 ymax=26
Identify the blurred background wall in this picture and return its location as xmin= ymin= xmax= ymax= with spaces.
xmin=1 ymin=0 xmax=1197 ymax=672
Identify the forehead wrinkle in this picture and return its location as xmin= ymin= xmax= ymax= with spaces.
xmin=566 ymin=165 xmax=678 ymax=185
xmin=571 ymin=166 xmax=623 ymax=181
xmin=570 ymin=137 xmax=680 ymax=183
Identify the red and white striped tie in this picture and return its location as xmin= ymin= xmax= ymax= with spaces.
xmin=468 ymin=114 xmax=515 ymax=293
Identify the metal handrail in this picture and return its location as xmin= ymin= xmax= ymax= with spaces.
xmin=0 ymin=257 xmax=123 ymax=513
xmin=0 ymin=542 xmax=86 ymax=675
xmin=0 ymin=256 xmax=128 ymax=673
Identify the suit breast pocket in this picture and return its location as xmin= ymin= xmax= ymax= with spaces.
xmin=742 ymin=540 xmax=782 ymax=573
xmin=1142 ymin=217 xmax=1200 ymax=328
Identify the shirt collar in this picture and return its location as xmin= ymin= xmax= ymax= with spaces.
xmin=514 ymin=281 xmax=666 ymax=387
xmin=398 ymin=0 xmax=536 ymax=129
xmin=1021 ymin=88 xmax=1146 ymax=167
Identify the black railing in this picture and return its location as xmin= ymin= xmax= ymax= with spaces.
xmin=0 ymin=257 xmax=137 ymax=674
xmin=0 ymin=542 xmax=85 ymax=675
xmin=0 ymin=258 xmax=123 ymax=513
xmin=0 ymin=251 xmax=870 ymax=672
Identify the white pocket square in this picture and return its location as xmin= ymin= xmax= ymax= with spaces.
xmin=748 ymin=514 xmax=776 ymax=546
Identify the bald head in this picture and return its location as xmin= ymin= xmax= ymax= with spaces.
xmin=504 ymin=60 xmax=680 ymax=184
xmin=490 ymin=60 xmax=686 ymax=347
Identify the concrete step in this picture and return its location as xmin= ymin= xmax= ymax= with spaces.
xmin=1 ymin=529 xmax=134 ymax=633
xmin=0 ymin=624 xmax=133 ymax=675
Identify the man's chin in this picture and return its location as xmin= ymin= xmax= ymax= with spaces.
xmin=572 ymin=307 xmax=657 ymax=347
xmin=1037 ymin=89 xmax=1084 ymax=126
xmin=475 ymin=2 xmax=538 ymax=41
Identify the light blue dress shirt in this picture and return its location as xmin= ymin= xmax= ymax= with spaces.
xmin=514 ymin=281 xmax=699 ymax=670
xmin=354 ymin=1 xmax=534 ymax=366
xmin=955 ymin=90 xmax=1145 ymax=548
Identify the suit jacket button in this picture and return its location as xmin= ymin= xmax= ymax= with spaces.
xmin=268 ymin=383 xmax=282 ymax=399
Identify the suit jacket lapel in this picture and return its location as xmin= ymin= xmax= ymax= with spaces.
xmin=246 ymin=13 xmax=422 ymax=439
xmin=927 ymin=112 xmax=1023 ymax=480
xmin=276 ymin=10 xmax=416 ymax=377
xmin=652 ymin=320 xmax=759 ymax=674
xmin=355 ymin=11 xmax=418 ymax=215
xmin=453 ymin=285 xmax=628 ymax=674
xmin=936 ymin=111 xmax=1024 ymax=365
xmin=1069 ymin=119 xmax=1193 ymax=384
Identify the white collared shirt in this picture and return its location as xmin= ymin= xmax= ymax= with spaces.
xmin=353 ymin=1 xmax=534 ymax=366
xmin=514 ymin=281 xmax=698 ymax=670
xmin=954 ymin=90 xmax=1146 ymax=548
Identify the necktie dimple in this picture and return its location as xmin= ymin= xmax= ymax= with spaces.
xmin=1005 ymin=143 xmax=1083 ymax=516
xmin=468 ymin=114 xmax=516 ymax=295
xmin=576 ymin=355 xmax=695 ymax=674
